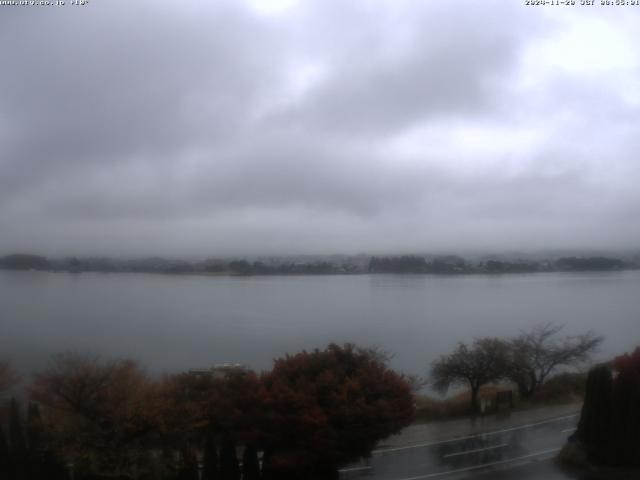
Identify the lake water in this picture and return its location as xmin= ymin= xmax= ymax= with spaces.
xmin=1 ymin=270 xmax=639 ymax=377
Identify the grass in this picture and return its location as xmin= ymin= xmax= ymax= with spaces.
xmin=414 ymin=372 xmax=586 ymax=423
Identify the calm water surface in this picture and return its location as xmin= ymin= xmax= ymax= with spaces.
xmin=1 ymin=270 xmax=639 ymax=376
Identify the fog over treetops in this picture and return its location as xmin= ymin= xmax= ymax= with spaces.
xmin=1 ymin=0 xmax=639 ymax=257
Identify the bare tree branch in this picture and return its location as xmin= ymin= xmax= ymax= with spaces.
xmin=430 ymin=338 xmax=509 ymax=412
xmin=505 ymin=323 xmax=603 ymax=398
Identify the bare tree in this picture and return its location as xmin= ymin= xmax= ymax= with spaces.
xmin=430 ymin=338 xmax=509 ymax=412
xmin=29 ymin=352 xmax=155 ymax=476
xmin=357 ymin=344 xmax=395 ymax=365
xmin=506 ymin=323 xmax=603 ymax=398
xmin=0 ymin=360 xmax=20 ymax=397
xmin=405 ymin=374 xmax=429 ymax=393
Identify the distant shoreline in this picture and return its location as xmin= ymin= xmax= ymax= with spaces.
xmin=1 ymin=251 xmax=638 ymax=279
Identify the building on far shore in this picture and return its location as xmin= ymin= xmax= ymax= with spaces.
xmin=188 ymin=362 xmax=249 ymax=380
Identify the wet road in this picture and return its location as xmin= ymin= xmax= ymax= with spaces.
xmin=340 ymin=414 xmax=580 ymax=480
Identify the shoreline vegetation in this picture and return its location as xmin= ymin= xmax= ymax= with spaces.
xmin=414 ymin=373 xmax=586 ymax=423
xmin=2 ymin=333 xmax=630 ymax=479
xmin=0 ymin=344 xmax=415 ymax=480
xmin=0 ymin=252 xmax=638 ymax=277
xmin=0 ymin=342 xmax=607 ymax=480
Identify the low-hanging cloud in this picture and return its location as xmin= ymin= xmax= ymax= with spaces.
xmin=1 ymin=0 xmax=639 ymax=257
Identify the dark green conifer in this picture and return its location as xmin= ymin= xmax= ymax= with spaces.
xmin=241 ymin=444 xmax=260 ymax=480
xmin=610 ymin=364 xmax=640 ymax=466
xmin=219 ymin=434 xmax=239 ymax=480
xmin=26 ymin=402 xmax=43 ymax=452
xmin=0 ymin=425 xmax=10 ymax=477
xmin=202 ymin=430 xmax=219 ymax=480
xmin=576 ymin=364 xmax=612 ymax=463
xmin=8 ymin=398 xmax=26 ymax=456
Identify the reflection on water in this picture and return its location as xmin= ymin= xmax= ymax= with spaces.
xmin=1 ymin=270 xmax=639 ymax=376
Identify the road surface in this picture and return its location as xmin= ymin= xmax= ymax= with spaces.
xmin=340 ymin=413 xmax=582 ymax=480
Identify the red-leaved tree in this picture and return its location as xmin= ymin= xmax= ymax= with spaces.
xmin=260 ymin=343 xmax=414 ymax=479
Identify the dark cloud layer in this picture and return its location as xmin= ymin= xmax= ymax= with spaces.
xmin=1 ymin=0 xmax=639 ymax=256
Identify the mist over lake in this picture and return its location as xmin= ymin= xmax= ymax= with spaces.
xmin=2 ymin=270 xmax=638 ymax=376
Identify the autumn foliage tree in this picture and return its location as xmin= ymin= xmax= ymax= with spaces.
xmin=29 ymin=353 xmax=158 ymax=478
xmin=18 ymin=344 xmax=415 ymax=479
xmin=260 ymin=343 xmax=414 ymax=479
xmin=155 ymin=371 xmax=216 ymax=461
xmin=157 ymin=368 xmax=263 ymax=479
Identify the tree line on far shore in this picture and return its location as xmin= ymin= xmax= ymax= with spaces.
xmin=368 ymin=255 xmax=629 ymax=274
xmin=0 ymin=252 xmax=635 ymax=276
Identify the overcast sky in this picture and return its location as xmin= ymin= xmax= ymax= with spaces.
xmin=1 ymin=0 xmax=639 ymax=257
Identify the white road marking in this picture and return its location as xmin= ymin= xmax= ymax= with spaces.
xmin=561 ymin=427 xmax=577 ymax=433
xmin=442 ymin=442 xmax=508 ymax=458
xmin=393 ymin=447 xmax=562 ymax=480
xmin=339 ymin=465 xmax=372 ymax=473
xmin=372 ymin=413 xmax=578 ymax=455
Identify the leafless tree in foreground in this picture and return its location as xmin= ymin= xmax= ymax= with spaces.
xmin=431 ymin=338 xmax=510 ymax=412
xmin=506 ymin=322 xmax=603 ymax=398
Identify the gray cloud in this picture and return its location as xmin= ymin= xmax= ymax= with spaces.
xmin=1 ymin=0 xmax=639 ymax=256
xmin=273 ymin=1 xmax=538 ymax=135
